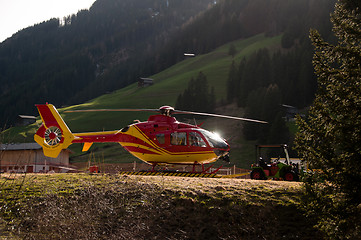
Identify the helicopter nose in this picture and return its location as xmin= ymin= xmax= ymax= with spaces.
xmin=214 ymin=149 xmax=230 ymax=162
xmin=214 ymin=140 xmax=230 ymax=162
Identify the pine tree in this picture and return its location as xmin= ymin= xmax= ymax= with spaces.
xmin=295 ymin=1 xmax=361 ymax=239
xmin=175 ymin=72 xmax=215 ymax=113
xmin=226 ymin=61 xmax=238 ymax=103
xmin=228 ymin=43 xmax=237 ymax=58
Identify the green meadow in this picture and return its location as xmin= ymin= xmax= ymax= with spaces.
xmin=3 ymin=34 xmax=282 ymax=168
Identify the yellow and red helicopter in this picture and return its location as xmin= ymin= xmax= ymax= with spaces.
xmin=34 ymin=104 xmax=266 ymax=172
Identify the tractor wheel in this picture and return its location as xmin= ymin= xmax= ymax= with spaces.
xmin=284 ymin=171 xmax=298 ymax=181
xmin=251 ymin=169 xmax=265 ymax=180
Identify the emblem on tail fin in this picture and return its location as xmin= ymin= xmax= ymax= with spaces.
xmin=34 ymin=104 xmax=74 ymax=158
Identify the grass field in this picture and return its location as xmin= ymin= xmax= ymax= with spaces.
xmin=2 ymin=34 xmax=283 ymax=169
xmin=0 ymin=173 xmax=321 ymax=239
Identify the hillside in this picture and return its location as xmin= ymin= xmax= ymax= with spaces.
xmin=0 ymin=174 xmax=321 ymax=239
xmin=4 ymin=34 xmax=284 ymax=168
xmin=0 ymin=0 xmax=335 ymax=128
xmin=0 ymin=0 xmax=214 ymax=127
xmin=1 ymin=0 xmax=339 ymax=169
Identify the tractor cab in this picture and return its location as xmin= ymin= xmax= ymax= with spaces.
xmin=250 ymin=144 xmax=299 ymax=181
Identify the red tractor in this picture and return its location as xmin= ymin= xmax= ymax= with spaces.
xmin=250 ymin=144 xmax=299 ymax=181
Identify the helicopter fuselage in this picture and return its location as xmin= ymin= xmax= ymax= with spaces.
xmin=72 ymin=114 xmax=230 ymax=165
xmin=34 ymin=104 xmax=238 ymax=166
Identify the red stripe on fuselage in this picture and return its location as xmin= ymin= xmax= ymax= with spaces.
xmin=72 ymin=130 xmax=157 ymax=152
xmin=72 ymin=132 xmax=121 ymax=143
xmin=124 ymin=146 xmax=161 ymax=155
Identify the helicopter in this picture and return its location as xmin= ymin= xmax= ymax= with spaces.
xmin=34 ymin=104 xmax=266 ymax=171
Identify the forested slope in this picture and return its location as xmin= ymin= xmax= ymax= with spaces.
xmin=0 ymin=0 xmax=213 ymax=127
xmin=0 ymin=0 xmax=335 ymax=128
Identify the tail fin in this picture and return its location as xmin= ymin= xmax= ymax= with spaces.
xmin=34 ymin=104 xmax=74 ymax=158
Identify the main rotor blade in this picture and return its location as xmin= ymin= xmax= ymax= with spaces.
xmin=65 ymin=108 xmax=159 ymax=113
xmin=173 ymin=110 xmax=268 ymax=124
xmin=64 ymin=106 xmax=267 ymax=124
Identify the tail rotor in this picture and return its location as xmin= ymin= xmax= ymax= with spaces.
xmin=34 ymin=104 xmax=74 ymax=158
xmin=44 ymin=126 xmax=63 ymax=146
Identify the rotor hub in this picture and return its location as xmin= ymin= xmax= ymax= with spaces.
xmin=48 ymin=132 xmax=57 ymax=140
xmin=44 ymin=126 xmax=63 ymax=146
xmin=159 ymin=106 xmax=174 ymax=116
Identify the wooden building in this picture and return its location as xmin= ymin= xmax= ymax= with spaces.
xmin=138 ymin=78 xmax=154 ymax=87
xmin=0 ymin=143 xmax=74 ymax=173
xmin=16 ymin=115 xmax=37 ymax=126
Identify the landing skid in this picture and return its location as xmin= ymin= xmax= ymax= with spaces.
xmin=150 ymin=162 xmax=223 ymax=174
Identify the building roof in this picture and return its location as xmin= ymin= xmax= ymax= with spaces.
xmin=18 ymin=115 xmax=37 ymax=120
xmin=1 ymin=142 xmax=73 ymax=154
xmin=0 ymin=143 xmax=42 ymax=151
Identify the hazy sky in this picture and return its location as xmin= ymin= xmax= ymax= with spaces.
xmin=0 ymin=0 xmax=96 ymax=43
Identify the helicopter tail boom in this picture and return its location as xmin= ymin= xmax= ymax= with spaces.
xmin=34 ymin=104 xmax=75 ymax=158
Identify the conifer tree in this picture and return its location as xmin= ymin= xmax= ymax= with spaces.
xmin=226 ymin=61 xmax=238 ymax=103
xmin=175 ymin=72 xmax=215 ymax=113
xmin=295 ymin=1 xmax=361 ymax=238
xmin=228 ymin=43 xmax=237 ymax=58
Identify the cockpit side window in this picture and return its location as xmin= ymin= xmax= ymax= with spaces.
xmin=189 ymin=132 xmax=207 ymax=147
xmin=171 ymin=132 xmax=187 ymax=145
xmin=156 ymin=133 xmax=165 ymax=144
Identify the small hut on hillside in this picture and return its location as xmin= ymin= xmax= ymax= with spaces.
xmin=16 ymin=115 xmax=37 ymax=126
xmin=0 ymin=143 xmax=74 ymax=173
xmin=138 ymin=78 xmax=154 ymax=87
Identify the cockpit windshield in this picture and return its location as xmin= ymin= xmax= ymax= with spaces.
xmin=196 ymin=129 xmax=228 ymax=149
